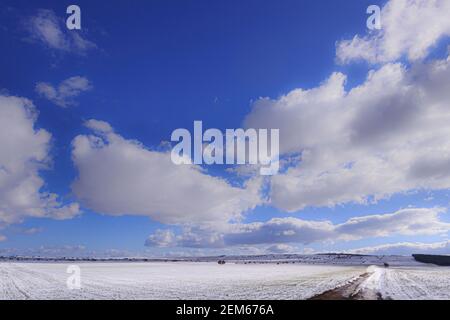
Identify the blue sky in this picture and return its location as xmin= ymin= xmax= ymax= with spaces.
xmin=1 ymin=0 xmax=450 ymax=257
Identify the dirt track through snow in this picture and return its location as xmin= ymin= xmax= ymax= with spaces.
xmin=312 ymin=265 xmax=450 ymax=300
xmin=309 ymin=273 xmax=381 ymax=300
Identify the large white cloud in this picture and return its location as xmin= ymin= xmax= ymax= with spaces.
xmin=334 ymin=208 xmax=449 ymax=239
xmin=336 ymin=0 xmax=450 ymax=64
xmin=71 ymin=120 xmax=262 ymax=225
xmin=245 ymin=52 xmax=450 ymax=212
xmin=0 ymin=94 xmax=80 ymax=234
xmin=146 ymin=208 xmax=450 ymax=248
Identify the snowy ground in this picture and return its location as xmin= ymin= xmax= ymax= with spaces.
xmin=0 ymin=262 xmax=363 ymax=300
xmin=1 ymin=261 xmax=449 ymax=300
xmin=360 ymin=265 xmax=450 ymax=300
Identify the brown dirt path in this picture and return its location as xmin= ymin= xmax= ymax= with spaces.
xmin=309 ymin=272 xmax=382 ymax=300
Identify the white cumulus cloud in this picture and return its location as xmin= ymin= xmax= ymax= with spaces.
xmin=146 ymin=207 xmax=450 ymax=248
xmin=245 ymin=53 xmax=450 ymax=212
xmin=336 ymin=0 xmax=450 ymax=64
xmin=71 ymin=120 xmax=263 ymax=225
xmin=0 ymin=94 xmax=80 ymax=230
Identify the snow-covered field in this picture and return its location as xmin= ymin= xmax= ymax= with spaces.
xmin=0 ymin=262 xmax=363 ymax=300
xmin=361 ymin=266 xmax=450 ymax=300
xmin=2 ymin=261 xmax=450 ymax=300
